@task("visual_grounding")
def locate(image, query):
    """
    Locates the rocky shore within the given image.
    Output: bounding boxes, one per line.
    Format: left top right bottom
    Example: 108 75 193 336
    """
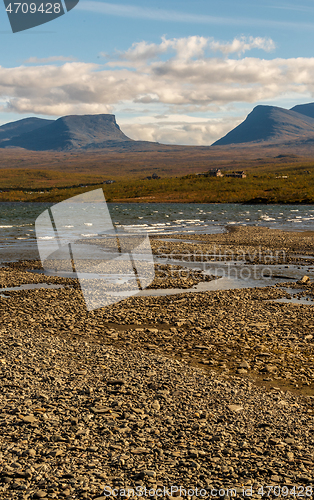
0 227 313 498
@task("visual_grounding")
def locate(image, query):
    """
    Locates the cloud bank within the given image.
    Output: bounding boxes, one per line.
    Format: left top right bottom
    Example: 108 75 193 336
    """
1 36 314 144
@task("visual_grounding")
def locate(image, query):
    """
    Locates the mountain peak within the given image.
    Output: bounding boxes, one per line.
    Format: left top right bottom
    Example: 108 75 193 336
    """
51 113 133 149
0 113 134 151
290 102 314 120
212 104 314 146
0 117 54 142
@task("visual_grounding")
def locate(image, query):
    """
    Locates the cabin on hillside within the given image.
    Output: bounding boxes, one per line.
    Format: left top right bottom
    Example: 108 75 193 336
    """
145 173 160 180
225 171 246 178
207 168 224 177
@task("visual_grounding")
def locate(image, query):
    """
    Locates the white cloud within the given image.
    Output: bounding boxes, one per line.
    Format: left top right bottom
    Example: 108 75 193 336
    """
107 36 274 64
209 36 275 55
1 36 314 144
121 115 241 145
24 56 77 64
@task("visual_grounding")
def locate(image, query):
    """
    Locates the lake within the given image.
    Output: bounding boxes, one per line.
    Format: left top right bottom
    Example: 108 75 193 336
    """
1 201 314 263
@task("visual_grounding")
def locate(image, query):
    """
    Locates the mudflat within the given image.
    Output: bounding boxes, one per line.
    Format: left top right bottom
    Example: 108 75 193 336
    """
0 227 313 498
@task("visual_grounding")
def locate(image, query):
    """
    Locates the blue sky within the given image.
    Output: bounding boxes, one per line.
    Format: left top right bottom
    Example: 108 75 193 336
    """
1 0 314 144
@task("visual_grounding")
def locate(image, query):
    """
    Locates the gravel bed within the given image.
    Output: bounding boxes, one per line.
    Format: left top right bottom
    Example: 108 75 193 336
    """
0 327 313 499
0 226 313 498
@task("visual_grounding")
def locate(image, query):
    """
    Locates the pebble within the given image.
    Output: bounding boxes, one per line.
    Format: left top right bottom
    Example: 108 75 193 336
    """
34 491 47 499
227 404 244 412
238 360 251 369
21 415 37 424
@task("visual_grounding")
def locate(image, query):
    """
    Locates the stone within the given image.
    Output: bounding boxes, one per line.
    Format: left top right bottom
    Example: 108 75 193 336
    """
189 460 200 469
145 470 156 478
300 276 310 283
270 475 282 482
34 491 47 498
91 407 110 414
264 364 277 373
188 449 199 458
285 438 295 445
107 379 125 385
227 404 244 412
238 360 251 369
237 368 248 374
151 401 160 411
131 447 149 454
21 415 37 424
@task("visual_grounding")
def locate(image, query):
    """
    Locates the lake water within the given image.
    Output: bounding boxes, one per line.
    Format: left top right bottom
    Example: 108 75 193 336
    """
1 201 314 264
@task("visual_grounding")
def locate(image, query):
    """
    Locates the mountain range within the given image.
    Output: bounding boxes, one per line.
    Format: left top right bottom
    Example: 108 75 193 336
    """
0 114 163 152
2 102 314 152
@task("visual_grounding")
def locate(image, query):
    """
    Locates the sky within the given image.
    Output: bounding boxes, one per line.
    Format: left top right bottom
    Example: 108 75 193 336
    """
1 0 314 145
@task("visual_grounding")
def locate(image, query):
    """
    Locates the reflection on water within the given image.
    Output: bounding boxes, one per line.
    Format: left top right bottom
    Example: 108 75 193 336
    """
138 276 274 297
24 258 314 299
270 287 314 305
271 296 314 305
4 259 314 303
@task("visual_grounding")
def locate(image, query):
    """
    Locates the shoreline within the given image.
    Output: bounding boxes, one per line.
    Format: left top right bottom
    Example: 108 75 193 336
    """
2 196 314 204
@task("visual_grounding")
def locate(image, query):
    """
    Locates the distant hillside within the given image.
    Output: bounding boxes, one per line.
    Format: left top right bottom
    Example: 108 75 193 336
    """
0 117 54 144
2 114 132 151
0 114 163 152
290 102 314 120
212 105 314 146
4 104 314 153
